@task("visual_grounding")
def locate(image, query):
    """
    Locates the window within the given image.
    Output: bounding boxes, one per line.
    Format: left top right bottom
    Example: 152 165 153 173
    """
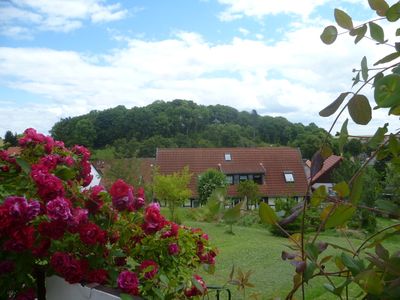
239 175 248 182
253 174 263 184
284 172 295 183
226 175 234 185
224 153 231 161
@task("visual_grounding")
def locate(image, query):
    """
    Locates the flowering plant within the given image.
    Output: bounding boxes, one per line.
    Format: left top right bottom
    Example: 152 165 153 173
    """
0 128 217 300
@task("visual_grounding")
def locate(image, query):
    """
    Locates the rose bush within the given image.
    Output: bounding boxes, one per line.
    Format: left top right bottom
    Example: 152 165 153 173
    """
0 128 217 299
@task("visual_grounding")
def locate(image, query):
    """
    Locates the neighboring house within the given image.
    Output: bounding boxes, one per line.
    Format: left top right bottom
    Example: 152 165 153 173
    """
156 147 308 206
305 155 343 194
5 146 21 156
92 158 155 188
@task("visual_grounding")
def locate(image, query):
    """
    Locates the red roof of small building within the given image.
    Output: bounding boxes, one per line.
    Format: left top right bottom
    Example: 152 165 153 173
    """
310 155 343 184
156 147 308 198
5 147 21 156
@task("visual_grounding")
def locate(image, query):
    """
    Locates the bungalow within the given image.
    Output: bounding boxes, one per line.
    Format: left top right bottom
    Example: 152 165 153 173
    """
155 147 308 206
305 155 343 194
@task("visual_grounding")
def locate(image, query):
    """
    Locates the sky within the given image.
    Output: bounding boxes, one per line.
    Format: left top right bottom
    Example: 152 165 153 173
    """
0 0 399 138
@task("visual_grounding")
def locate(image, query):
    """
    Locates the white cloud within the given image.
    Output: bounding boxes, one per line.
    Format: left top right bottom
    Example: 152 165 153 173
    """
0 0 128 37
217 0 368 21
1 19 399 136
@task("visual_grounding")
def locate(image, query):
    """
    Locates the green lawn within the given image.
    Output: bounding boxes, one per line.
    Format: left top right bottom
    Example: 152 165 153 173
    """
159 207 399 299
180 220 399 300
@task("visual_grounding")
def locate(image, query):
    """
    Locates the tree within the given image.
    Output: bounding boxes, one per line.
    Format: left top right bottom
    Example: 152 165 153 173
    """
197 168 227 205
153 166 192 222
237 180 260 209
4 130 18 147
344 139 363 157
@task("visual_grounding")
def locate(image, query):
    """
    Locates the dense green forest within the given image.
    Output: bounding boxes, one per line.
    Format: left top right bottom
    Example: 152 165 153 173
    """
50 99 335 158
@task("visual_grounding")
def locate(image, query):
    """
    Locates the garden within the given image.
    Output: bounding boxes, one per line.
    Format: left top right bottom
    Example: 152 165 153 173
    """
1 1 400 300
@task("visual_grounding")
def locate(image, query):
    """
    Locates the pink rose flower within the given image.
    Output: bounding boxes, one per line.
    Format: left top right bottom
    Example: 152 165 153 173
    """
139 260 159 280
168 243 180 256
117 270 139 295
46 197 72 222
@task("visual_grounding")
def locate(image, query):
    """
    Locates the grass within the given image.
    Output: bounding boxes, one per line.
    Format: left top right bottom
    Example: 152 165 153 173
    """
160 207 399 299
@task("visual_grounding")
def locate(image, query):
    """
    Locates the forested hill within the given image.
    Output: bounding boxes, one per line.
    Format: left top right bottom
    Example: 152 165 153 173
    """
50 100 334 159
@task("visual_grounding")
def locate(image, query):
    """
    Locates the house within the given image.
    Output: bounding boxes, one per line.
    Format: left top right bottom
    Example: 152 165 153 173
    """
305 155 343 194
156 147 308 206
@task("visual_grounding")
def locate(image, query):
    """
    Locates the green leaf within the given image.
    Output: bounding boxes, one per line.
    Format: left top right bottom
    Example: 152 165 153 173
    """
386 2 400 22
354 24 368 44
338 119 349 155
334 8 353 30
319 92 350 117
321 144 333 159
368 0 389 16
374 74 400 108
389 104 400 115
388 134 400 156
375 243 389 260
223 200 243 223
350 172 363 204
54 165 76 180
15 157 31 174
259 202 278 225
352 72 360 87
333 181 350 198
396 28 400 36
368 123 389 148
355 270 384 295
348 94 372 125
320 25 338 44
120 294 135 300
361 56 368 81
374 52 400 66
325 204 356 229
305 243 320 261
369 21 385 43
192 276 205 294
341 253 363 276
311 185 327 207
303 261 317 283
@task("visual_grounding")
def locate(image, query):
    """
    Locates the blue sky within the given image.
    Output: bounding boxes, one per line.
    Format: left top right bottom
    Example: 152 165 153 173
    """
0 0 399 137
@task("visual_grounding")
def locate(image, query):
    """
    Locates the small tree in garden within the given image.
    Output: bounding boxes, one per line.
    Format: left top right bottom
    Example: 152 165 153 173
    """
197 168 227 205
0 129 216 300
153 166 192 222
260 1 400 299
237 180 260 210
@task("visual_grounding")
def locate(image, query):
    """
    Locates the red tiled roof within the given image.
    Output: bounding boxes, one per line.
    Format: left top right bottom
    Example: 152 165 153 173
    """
5 147 21 156
310 155 343 184
156 147 308 198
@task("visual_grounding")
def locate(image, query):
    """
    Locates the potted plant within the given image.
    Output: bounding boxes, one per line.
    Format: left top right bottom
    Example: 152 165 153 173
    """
0 128 216 299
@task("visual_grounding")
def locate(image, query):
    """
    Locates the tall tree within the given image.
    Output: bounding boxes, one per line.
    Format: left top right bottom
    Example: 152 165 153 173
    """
197 169 227 205
153 166 192 222
4 131 18 147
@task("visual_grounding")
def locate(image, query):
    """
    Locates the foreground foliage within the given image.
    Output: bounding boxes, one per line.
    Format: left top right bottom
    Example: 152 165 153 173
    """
0 129 216 299
260 1 400 299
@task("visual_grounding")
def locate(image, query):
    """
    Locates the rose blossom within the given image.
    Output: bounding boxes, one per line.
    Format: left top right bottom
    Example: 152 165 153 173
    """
168 243 180 256
4 226 35 252
117 270 139 295
0 260 15 275
142 203 166 234
184 275 207 297
46 197 72 222
38 221 65 240
139 260 159 280
79 222 105 245
86 185 105 214
15 288 36 300
86 269 108 284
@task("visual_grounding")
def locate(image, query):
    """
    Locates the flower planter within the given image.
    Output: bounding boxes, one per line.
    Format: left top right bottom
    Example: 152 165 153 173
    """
46 276 142 300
